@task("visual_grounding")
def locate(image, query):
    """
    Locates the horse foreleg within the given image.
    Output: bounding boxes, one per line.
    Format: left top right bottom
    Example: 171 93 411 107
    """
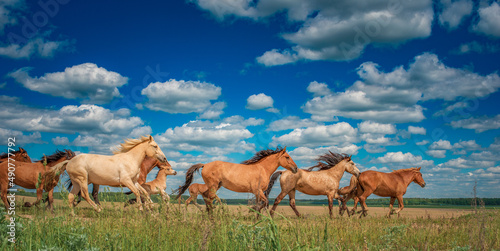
46 189 54 212
123 181 144 211
32 187 44 207
92 184 100 206
387 197 396 217
395 195 404 217
136 183 153 210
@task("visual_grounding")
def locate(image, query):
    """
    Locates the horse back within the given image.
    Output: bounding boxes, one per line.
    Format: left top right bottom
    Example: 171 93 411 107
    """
359 171 406 197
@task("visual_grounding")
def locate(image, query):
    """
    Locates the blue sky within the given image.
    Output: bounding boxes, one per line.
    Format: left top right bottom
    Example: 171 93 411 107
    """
1 0 500 199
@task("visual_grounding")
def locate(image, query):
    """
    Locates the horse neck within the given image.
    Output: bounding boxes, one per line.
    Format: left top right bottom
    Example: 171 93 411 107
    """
123 142 148 171
254 154 281 177
138 157 157 184
325 159 348 178
398 171 416 187
154 169 167 183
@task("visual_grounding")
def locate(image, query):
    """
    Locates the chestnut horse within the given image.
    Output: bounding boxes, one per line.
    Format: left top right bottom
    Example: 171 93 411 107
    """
265 152 360 218
182 183 223 211
0 149 75 211
0 147 32 163
71 156 169 205
126 160 177 205
176 147 298 213
339 167 426 218
65 135 168 213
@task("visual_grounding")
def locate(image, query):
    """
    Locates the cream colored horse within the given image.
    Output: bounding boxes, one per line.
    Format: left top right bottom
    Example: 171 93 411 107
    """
266 152 360 218
66 135 167 213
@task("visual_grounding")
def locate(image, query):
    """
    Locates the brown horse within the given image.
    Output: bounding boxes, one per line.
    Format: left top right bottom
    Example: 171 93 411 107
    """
0 147 32 163
176 147 298 213
340 167 426 218
0 149 75 211
126 160 177 205
265 152 360 218
182 183 223 211
71 155 168 205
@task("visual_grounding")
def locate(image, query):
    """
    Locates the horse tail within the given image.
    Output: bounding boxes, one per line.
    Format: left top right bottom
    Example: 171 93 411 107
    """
264 171 282 199
339 175 358 195
43 160 70 191
175 163 204 200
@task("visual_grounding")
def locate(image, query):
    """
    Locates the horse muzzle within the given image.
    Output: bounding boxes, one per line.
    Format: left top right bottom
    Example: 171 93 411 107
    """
420 182 426 188
291 165 298 174
173 171 177 175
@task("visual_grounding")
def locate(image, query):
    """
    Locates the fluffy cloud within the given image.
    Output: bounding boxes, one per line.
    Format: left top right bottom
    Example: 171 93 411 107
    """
9 63 128 104
358 121 396 134
451 41 500 55
0 96 143 135
426 150 447 158
437 157 495 169
191 0 433 64
0 128 44 145
246 93 279 113
0 0 22 33
0 37 72 59
154 116 262 155
306 81 332 97
375 151 434 167
429 139 452 150
271 122 358 148
303 53 500 123
52 136 69 145
408 126 426 135
438 0 473 30
141 79 223 117
473 1 500 37
267 116 319 131
450 114 500 133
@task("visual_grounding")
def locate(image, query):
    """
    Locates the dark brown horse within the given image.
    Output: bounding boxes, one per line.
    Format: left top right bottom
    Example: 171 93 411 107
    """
339 167 426 218
0 149 75 211
0 147 32 163
176 147 298 213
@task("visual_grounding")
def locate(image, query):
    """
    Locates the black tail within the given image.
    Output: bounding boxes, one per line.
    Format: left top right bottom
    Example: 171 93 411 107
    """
175 163 204 200
264 171 282 199
65 178 73 192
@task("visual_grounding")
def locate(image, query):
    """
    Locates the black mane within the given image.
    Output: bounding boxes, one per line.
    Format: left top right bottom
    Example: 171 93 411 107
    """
39 149 75 164
306 151 350 171
241 146 284 165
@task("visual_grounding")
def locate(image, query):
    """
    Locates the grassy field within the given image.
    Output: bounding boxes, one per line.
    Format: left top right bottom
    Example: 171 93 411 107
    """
1 195 499 250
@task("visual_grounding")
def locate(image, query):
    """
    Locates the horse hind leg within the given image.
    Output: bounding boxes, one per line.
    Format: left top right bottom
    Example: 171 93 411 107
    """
387 197 396 217
68 181 81 216
79 180 101 213
1 182 10 210
288 190 301 217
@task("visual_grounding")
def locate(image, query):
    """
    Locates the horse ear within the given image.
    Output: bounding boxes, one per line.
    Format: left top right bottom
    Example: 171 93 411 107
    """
148 135 153 143
417 167 421 171
282 146 287 152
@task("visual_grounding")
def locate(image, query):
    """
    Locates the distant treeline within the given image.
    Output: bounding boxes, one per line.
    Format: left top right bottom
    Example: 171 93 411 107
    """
14 190 500 207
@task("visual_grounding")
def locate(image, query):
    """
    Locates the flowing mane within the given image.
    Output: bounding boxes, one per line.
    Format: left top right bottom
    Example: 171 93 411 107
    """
0 148 23 159
113 136 150 154
392 167 421 173
39 149 75 165
306 151 350 171
241 146 284 165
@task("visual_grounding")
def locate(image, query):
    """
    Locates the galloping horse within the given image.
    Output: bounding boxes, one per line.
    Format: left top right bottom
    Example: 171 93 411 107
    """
126 160 177 205
176 147 298 213
0 149 75 210
71 156 168 205
182 183 223 211
65 135 167 213
0 147 32 163
265 152 360 218
340 167 426 218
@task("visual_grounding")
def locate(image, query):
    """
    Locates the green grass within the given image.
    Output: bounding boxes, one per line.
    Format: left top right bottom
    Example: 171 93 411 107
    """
1 200 499 250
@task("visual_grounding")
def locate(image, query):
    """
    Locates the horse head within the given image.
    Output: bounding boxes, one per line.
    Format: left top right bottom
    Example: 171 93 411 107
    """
412 167 426 188
145 135 168 163
158 159 177 176
278 147 298 173
345 155 360 178
19 147 32 162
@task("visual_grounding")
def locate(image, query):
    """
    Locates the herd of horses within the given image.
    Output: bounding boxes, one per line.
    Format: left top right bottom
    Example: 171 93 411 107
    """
0 135 426 218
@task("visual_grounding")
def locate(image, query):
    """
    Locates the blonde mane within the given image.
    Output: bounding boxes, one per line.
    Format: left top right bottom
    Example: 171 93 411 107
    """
112 136 150 154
